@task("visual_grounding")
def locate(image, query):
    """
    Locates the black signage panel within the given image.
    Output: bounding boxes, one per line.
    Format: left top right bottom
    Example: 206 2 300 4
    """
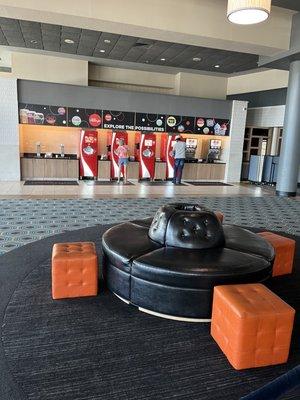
166 115 195 134
135 113 166 132
102 110 135 130
195 117 230 136
68 108 102 128
19 103 67 126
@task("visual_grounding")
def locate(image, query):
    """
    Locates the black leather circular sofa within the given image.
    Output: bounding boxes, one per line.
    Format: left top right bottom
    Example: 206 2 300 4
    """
102 203 275 321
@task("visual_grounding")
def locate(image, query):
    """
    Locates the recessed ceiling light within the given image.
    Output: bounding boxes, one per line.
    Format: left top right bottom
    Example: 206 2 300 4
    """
193 57 201 62
100 49 106 53
214 65 220 68
64 39 75 44
160 58 166 61
104 39 111 43
30 39 38 44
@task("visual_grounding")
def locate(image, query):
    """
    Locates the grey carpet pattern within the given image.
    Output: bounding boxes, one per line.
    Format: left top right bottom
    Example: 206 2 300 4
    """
1 225 300 400
0 197 299 255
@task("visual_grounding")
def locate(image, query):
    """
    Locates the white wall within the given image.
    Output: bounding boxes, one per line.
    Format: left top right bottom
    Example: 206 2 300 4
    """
227 70 289 95
246 106 285 127
12 52 88 86
174 72 227 100
225 100 248 183
89 66 228 99
0 77 20 180
89 65 174 94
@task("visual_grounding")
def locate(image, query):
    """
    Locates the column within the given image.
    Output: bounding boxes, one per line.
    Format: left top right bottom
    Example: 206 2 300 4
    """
276 60 300 196
0 77 20 181
270 127 280 156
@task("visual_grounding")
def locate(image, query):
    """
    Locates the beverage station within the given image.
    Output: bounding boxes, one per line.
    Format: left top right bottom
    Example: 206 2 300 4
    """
18 104 229 182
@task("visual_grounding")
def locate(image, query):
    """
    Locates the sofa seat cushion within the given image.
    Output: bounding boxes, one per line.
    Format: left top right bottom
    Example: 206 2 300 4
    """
132 247 271 289
102 222 161 273
223 225 275 262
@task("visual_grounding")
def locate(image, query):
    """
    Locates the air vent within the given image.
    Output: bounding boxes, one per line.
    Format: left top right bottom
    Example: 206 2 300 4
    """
133 42 150 47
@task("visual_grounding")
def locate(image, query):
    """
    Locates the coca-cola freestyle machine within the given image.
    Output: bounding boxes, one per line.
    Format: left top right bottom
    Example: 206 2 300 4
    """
107 131 128 180
161 133 176 180
79 130 98 179
135 132 156 180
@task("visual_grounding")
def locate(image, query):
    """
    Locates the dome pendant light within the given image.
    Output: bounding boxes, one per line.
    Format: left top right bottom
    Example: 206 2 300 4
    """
227 0 271 25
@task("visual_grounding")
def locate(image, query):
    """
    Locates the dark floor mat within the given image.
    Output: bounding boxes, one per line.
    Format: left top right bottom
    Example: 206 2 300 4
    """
24 180 79 186
85 180 134 186
140 181 186 186
188 181 232 186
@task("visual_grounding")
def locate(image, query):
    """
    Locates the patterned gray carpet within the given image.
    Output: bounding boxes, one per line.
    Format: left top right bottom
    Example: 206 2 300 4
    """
0 196 299 255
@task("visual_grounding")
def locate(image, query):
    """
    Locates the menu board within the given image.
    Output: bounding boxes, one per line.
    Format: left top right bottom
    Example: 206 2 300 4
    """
19 103 67 126
195 117 230 136
102 110 135 130
68 108 102 128
166 115 195 134
135 113 165 132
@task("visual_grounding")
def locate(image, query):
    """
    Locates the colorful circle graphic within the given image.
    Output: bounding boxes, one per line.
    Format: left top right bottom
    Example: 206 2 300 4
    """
72 115 82 126
58 107 66 115
89 113 102 127
197 118 205 128
167 116 176 127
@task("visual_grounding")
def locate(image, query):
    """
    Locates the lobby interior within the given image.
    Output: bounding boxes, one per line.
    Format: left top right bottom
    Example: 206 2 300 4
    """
0 1 300 399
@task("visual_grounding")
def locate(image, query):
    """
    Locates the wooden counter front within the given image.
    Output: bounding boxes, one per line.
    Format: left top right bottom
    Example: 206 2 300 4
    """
21 158 79 180
182 163 225 181
154 162 166 180
127 162 139 179
98 160 110 180
95 160 225 181
98 160 139 180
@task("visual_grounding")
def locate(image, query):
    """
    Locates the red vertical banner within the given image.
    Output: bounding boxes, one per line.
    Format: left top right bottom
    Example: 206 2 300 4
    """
79 130 98 178
161 133 176 180
135 133 156 180
107 131 128 179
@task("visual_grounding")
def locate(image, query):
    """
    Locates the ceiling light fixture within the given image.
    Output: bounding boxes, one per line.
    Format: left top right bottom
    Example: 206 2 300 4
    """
160 58 166 61
214 65 220 68
193 57 201 62
100 49 106 53
227 0 271 25
104 39 111 43
64 38 75 44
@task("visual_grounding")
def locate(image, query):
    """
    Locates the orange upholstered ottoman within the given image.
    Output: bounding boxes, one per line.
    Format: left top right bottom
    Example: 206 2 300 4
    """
52 242 98 300
215 211 224 223
258 232 295 276
211 284 295 370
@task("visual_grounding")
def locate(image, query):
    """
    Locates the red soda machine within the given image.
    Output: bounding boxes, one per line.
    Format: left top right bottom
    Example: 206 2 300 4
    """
107 131 128 180
79 130 98 179
135 132 156 180
160 133 176 180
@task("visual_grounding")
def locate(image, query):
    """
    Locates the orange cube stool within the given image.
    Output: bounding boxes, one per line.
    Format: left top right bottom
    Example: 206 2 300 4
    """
52 242 98 299
258 232 295 276
211 284 295 370
215 211 224 223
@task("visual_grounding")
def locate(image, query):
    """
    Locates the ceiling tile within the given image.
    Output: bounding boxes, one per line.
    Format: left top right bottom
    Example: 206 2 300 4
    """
0 17 260 74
